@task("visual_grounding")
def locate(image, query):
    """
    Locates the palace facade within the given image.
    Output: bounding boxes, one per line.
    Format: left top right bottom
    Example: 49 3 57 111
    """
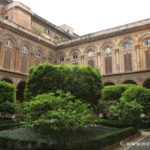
0 0 150 101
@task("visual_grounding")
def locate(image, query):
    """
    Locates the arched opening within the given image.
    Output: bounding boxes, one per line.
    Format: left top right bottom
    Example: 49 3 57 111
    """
17 81 26 102
1 78 13 84
143 79 150 89
104 82 115 86
123 80 137 85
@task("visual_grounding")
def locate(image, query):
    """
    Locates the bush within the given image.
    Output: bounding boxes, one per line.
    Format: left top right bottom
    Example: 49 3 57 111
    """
25 63 102 106
23 91 97 144
101 84 135 101
109 99 143 126
121 86 150 115
0 127 137 150
0 81 16 118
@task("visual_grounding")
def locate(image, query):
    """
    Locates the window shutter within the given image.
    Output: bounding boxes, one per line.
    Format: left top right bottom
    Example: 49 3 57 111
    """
3 51 11 69
105 56 112 74
145 50 150 69
21 55 27 73
124 53 132 72
88 59 94 67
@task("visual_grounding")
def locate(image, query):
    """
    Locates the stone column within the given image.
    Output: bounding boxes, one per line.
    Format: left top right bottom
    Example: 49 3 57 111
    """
96 52 101 70
135 45 140 70
81 55 84 65
115 49 120 73
14 47 19 71
0 42 3 68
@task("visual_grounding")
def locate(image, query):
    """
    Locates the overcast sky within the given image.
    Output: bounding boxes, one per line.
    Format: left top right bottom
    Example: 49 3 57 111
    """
16 0 150 36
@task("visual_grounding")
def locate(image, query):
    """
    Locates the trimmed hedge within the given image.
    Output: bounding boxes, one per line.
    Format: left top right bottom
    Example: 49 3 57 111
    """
0 81 16 103
0 127 137 150
0 81 16 118
98 119 132 128
25 63 102 105
101 84 135 101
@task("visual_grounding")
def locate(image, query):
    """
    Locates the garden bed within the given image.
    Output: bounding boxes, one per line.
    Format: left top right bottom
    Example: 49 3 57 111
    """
0 126 137 150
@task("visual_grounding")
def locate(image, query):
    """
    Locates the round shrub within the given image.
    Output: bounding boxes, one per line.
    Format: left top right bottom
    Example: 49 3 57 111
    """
121 86 150 115
23 91 96 140
25 63 102 106
109 99 143 126
101 84 136 101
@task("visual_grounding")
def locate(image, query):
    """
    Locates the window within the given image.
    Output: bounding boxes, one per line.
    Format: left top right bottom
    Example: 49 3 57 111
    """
4 16 8 20
123 42 132 50
20 46 28 54
5 39 13 48
124 53 132 72
35 50 42 58
47 55 53 62
88 51 94 57
45 28 50 35
105 47 112 53
144 39 150 46
59 55 65 62
105 56 112 74
72 52 78 59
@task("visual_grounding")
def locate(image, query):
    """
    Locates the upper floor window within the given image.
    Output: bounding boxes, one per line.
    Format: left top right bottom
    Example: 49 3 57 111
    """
35 50 42 58
72 52 79 59
123 42 132 50
21 46 28 54
88 51 94 58
45 28 50 35
144 39 150 46
5 39 13 48
105 47 112 53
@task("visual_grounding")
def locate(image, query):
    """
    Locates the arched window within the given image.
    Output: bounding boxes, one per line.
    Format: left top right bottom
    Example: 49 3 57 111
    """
105 56 112 74
124 53 132 72
59 55 65 62
144 39 150 46
20 46 28 54
105 47 112 53
72 52 78 59
4 39 13 48
88 50 94 57
47 54 53 62
35 49 42 58
123 42 132 50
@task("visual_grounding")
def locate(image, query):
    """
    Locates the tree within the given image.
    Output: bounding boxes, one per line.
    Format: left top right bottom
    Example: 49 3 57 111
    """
0 81 16 118
25 63 102 106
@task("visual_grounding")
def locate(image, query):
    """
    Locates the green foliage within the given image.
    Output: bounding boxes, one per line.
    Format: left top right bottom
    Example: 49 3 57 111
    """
121 86 150 115
0 81 16 118
25 63 102 106
0 127 136 150
23 91 96 139
98 100 116 118
101 84 135 101
109 99 143 125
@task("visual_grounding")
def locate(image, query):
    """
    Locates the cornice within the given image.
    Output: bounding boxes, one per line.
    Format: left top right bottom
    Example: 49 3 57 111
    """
32 14 77 39
103 69 150 77
56 18 150 49
0 18 56 49
1 17 150 51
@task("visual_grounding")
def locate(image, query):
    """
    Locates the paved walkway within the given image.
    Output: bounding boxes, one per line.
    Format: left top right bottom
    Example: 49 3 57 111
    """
113 129 150 150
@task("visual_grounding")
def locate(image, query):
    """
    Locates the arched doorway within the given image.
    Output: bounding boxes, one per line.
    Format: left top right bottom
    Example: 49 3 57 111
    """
1 78 13 84
123 80 137 85
104 82 115 86
143 79 150 89
17 81 26 102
